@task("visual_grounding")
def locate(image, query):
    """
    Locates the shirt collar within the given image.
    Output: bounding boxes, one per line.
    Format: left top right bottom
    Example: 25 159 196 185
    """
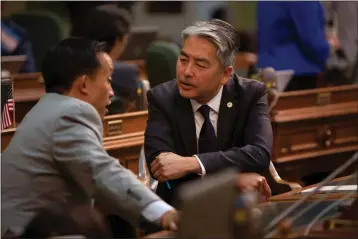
190 86 223 113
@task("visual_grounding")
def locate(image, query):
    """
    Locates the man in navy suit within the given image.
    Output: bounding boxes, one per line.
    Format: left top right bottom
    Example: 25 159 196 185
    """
144 19 273 205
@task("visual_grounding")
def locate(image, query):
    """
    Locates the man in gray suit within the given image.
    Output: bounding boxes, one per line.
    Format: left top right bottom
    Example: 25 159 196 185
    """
1 38 178 236
324 1 358 83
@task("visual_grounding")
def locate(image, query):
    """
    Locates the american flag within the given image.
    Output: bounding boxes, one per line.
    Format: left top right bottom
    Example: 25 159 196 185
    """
1 82 14 130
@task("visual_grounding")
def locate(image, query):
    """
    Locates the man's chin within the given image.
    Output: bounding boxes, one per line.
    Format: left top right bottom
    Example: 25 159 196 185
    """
98 109 108 120
178 88 196 100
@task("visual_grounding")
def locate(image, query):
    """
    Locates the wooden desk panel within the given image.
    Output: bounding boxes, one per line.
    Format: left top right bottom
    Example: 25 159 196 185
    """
104 131 144 174
271 85 358 113
271 85 358 183
103 111 148 137
12 73 45 123
1 128 16 151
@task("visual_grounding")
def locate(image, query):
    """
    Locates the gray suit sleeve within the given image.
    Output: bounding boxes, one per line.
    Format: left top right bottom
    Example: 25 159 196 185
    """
52 103 162 226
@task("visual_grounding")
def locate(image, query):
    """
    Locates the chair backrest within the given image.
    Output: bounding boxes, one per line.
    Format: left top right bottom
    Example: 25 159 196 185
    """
262 161 302 195
146 41 180 88
138 146 158 191
10 11 67 71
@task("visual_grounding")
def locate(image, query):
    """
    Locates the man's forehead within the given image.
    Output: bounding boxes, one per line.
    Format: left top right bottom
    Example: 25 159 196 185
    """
97 52 113 70
182 36 218 58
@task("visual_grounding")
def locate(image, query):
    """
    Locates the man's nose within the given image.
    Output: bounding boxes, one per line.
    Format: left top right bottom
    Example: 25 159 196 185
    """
109 85 114 98
183 63 194 77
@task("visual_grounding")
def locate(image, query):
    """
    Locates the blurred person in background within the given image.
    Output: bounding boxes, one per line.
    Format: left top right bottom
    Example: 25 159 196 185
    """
67 1 135 37
211 6 228 22
1 3 36 73
257 1 338 91
82 5 141 114
324 1 358 84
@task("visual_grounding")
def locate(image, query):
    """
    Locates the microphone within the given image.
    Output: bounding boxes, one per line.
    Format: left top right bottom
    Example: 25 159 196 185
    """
250 67 279 112
264 150 358 236
251 67 277 90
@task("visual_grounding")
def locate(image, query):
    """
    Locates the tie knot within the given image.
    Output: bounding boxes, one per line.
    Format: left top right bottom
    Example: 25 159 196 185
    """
198 105 211 119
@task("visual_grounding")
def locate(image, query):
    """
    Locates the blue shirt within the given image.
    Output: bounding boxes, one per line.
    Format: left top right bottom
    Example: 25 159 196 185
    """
257 1 330 75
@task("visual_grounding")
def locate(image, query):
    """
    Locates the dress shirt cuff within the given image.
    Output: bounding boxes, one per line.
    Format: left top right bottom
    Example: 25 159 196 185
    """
142 200 174 225
193 154 206 176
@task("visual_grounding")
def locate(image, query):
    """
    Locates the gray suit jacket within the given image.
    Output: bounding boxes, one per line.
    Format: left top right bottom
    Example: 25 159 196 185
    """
1 93 161 235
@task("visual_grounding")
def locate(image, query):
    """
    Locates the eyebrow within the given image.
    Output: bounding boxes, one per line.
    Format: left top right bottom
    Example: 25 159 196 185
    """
180 50 210 65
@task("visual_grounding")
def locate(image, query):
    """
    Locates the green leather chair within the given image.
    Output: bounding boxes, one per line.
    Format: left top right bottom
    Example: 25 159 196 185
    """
145 41 180 88
11 11 67 71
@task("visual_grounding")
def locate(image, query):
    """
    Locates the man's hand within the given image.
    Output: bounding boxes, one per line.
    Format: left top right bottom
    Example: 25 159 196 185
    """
160 209 180 231
151 152 200 182
326 32 340 51
236 173 272 202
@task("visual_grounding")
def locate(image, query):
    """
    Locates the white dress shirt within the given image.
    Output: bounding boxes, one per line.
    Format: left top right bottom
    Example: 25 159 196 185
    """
190 86 223 176
142 200 174 224
140 87 224 219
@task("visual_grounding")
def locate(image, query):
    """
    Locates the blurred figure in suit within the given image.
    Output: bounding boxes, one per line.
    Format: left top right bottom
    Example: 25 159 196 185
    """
83 5 141 113
257 1 336 91
324 1 358 84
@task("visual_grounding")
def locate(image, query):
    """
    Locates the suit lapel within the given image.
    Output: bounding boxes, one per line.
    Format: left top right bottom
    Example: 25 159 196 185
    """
217 75 242 150
175 91 197 156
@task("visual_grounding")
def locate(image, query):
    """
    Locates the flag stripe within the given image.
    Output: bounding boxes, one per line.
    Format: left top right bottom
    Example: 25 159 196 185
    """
1 83 14 130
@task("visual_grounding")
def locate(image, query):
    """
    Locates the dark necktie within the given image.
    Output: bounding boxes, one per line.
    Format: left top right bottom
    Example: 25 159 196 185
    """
198 105 217 153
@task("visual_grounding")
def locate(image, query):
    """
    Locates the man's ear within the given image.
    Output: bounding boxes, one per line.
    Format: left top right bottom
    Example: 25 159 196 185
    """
220 66 233 85
76 75 89 95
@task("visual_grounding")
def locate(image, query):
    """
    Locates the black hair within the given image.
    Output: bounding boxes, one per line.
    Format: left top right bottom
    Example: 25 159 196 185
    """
211 7 228 21
42 37 107 93
84 5 132 52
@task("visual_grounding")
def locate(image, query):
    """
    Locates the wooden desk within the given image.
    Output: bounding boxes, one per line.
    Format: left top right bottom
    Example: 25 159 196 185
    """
12 73 44 123
1 128 15 150
1 55 26 74
271 85 358 183
104 132 144 175
269 175 357 202
143 175 358 239
103 111 148 137
265 175 358 238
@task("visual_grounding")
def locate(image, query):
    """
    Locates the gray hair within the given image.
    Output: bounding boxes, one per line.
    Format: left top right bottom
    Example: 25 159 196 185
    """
181 19 237 68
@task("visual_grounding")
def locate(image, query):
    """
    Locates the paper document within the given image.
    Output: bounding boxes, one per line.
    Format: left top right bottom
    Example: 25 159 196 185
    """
276 70 294 92
301 185 357 194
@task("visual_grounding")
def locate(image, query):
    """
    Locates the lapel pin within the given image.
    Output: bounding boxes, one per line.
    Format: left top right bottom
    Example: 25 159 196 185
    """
227 102 233 108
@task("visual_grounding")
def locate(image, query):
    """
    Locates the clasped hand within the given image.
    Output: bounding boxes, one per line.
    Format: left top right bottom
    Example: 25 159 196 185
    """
151 152 198 182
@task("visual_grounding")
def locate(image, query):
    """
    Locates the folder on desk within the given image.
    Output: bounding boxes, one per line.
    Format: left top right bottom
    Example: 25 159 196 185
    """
301 185 357 194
